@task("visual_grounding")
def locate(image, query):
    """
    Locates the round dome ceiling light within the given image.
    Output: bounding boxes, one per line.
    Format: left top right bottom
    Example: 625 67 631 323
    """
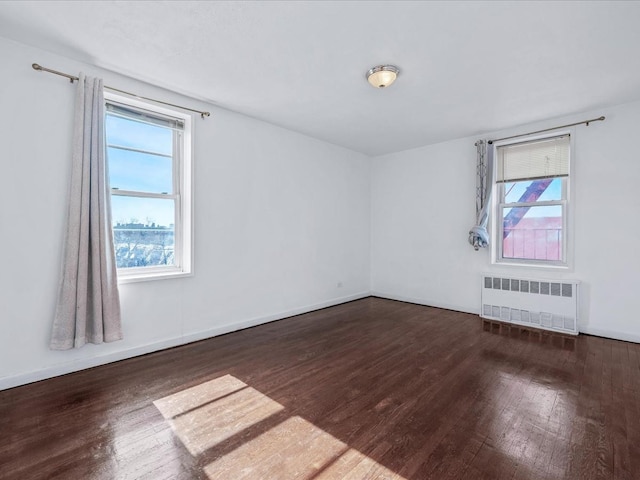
366 65 400 88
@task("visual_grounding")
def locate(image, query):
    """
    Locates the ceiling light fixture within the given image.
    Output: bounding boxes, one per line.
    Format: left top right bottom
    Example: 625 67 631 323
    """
366 65 399 88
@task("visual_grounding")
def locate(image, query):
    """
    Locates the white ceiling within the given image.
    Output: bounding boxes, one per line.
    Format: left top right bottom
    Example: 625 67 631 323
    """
1 1 640 156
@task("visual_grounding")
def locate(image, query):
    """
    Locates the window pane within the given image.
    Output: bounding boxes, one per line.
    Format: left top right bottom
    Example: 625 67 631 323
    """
111 196 175 268
504 178 562 204
108 147 173 193
106 114 172 155
502 205 562 261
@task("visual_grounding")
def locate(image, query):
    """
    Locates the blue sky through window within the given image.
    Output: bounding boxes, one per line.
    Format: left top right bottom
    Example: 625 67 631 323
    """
505 178 562 203
111 196 175 227
106 113 175 227
504 178 562 218
108 148 173 193
106 114 172 154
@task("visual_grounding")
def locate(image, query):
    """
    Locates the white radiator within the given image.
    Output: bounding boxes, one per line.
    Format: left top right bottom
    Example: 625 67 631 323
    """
481 274 579 335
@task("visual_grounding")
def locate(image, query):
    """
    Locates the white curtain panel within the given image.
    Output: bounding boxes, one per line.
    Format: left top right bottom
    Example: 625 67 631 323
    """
50 73 122 350
468 140 494 250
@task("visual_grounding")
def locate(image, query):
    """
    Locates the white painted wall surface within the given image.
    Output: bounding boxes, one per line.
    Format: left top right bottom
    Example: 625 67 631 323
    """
0 38 371 389
3 35 640 391
371 102 640 343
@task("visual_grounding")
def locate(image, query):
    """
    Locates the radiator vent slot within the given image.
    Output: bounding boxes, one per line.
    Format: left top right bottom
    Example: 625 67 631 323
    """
482 276 575 298
481 275 579 335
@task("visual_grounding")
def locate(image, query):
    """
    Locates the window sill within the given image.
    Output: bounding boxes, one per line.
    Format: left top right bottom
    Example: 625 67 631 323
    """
492 260 571 271
117 269 193 284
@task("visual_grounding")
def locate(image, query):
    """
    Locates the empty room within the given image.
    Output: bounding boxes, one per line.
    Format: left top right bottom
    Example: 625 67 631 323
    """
1 1 640 479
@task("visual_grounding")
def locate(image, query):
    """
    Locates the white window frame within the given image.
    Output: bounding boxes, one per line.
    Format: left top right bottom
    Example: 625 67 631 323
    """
491 129 574 270
104 92 193 283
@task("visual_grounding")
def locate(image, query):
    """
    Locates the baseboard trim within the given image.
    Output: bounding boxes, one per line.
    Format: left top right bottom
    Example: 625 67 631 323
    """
0 291 370 391
370 291 479 315
6 292 636 390
579 326 640 344
179 291 371 345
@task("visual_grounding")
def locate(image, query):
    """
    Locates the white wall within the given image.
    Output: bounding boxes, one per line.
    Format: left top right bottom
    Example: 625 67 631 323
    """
371 101 640 343
0 37 371 389
3 36 640 392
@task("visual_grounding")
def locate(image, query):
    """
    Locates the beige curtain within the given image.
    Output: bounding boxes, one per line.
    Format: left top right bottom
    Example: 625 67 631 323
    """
50 73 122 350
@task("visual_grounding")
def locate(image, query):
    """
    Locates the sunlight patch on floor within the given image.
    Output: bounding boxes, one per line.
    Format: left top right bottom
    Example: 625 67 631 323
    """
154 375 284 456
204 415 346 479
154 374 249 418
204 415 406 480
155 375 407 479
313 444 406 480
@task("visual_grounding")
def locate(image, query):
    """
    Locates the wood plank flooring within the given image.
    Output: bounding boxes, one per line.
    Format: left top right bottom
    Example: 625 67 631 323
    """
1 297 639 480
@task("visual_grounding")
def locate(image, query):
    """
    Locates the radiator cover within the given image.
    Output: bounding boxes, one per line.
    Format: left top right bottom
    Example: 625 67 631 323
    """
481 274 579 335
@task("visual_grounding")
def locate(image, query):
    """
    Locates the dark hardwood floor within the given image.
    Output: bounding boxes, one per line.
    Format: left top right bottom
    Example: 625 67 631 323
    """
1 297 639 480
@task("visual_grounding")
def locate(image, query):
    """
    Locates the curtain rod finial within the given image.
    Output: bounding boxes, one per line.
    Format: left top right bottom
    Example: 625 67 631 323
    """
201 111 211 119
32 63 42 71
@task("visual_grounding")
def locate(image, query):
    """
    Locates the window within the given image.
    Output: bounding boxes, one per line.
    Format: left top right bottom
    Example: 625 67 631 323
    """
494 134 570 267
104 94 192 280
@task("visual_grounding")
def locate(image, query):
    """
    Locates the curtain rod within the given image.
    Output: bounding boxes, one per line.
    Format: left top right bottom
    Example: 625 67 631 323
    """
487 115 605 144
32 63 211 119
